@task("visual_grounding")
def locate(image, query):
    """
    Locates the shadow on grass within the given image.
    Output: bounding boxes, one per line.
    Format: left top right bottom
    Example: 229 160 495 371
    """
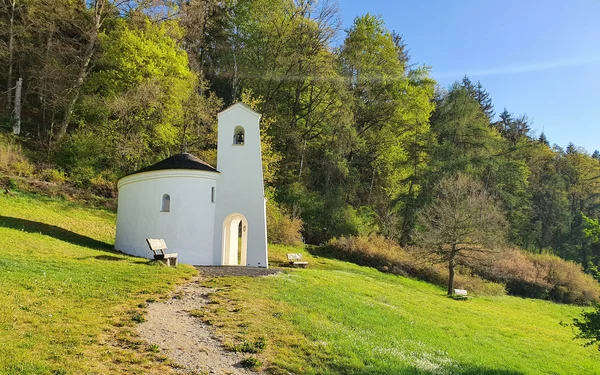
0 215 113 251
330 364 525 375
93 254 126 261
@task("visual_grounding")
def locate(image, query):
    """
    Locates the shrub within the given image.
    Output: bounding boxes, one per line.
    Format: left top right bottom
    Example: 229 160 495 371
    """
89 174 116 198
0 135 26 172
12 160 35 177
537 254 600 304
469 249 600 304
323 235 506 296
40 168 67 184
69 166 96 188
240 356 262 370
266 197 303 246
571 303 600 350
226 337 266 353
0 135 35 177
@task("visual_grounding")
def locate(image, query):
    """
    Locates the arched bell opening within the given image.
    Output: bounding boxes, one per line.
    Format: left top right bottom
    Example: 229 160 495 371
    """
233 126 245 145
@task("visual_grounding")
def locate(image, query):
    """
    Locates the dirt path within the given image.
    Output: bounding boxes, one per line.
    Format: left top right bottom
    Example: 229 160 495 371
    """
138 267 280 374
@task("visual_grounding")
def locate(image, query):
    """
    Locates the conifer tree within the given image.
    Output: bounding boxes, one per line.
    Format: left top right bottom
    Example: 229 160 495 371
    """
460 76 494 120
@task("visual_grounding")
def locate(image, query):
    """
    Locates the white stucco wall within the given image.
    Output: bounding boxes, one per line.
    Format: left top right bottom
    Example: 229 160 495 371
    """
115 170 218 265
213 103 269 267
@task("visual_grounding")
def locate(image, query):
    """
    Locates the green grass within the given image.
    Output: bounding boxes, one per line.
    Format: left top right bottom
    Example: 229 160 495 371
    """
0 192 196 374
1 191 598 374
202 245 600 375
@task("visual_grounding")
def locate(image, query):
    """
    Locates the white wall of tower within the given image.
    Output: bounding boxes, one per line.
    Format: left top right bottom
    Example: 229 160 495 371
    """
213 103 269 267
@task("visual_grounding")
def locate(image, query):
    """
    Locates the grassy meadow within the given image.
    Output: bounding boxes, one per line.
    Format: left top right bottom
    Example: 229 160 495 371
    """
202 246 600 375
0 192 196 374
0 191 599 374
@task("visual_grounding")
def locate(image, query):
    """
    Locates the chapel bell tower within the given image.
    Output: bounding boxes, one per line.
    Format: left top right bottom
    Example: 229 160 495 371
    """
213 103 268 267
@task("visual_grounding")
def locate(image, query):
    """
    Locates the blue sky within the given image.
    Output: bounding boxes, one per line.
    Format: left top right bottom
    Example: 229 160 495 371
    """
337 0 600 152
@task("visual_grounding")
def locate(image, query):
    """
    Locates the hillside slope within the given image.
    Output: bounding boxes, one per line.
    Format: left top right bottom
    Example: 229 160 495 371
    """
0 192 598 374
202 246 600 375
0 192 196 374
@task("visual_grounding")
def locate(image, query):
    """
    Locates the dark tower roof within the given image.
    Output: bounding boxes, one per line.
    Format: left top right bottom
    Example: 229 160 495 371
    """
127 153 219 176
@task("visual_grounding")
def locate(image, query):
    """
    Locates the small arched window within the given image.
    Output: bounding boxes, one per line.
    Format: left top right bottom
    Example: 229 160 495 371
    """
233 126 245 145
161 194 170 212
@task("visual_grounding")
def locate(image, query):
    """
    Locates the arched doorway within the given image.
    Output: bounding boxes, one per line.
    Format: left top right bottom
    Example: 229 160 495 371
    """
222 213 248 265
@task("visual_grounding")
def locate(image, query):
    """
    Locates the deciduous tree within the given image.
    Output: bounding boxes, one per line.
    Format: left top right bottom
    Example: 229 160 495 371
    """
414 174 508 295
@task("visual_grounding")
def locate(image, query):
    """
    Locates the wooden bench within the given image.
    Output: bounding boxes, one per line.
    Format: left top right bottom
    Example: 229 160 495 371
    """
453 288 468 299
286 253 308 268
146 238 178 267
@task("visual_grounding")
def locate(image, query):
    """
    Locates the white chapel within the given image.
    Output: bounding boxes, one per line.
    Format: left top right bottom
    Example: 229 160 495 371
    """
114 103 268 267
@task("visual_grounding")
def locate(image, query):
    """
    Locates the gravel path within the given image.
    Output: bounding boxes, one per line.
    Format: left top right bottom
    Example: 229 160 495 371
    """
194 266 281 278
138 267 281 374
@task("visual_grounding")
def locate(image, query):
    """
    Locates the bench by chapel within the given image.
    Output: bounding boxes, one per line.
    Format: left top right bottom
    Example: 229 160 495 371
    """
146 238 178 267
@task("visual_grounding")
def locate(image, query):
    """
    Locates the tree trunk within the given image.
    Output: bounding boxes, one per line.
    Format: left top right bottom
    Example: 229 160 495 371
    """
368 168 376 204
39 32 53 138
447 252 456 296
400 132 420 244
6 0 16 112
231 40 238 102
11 77 22 135
298 138 307 179
56 0 105 142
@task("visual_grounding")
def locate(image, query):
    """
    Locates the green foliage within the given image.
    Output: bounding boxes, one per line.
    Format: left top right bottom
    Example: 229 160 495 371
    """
40 168 67 184
572 304 600 350
430 85 500 177
72 17 204 175
582 215 600 244
2 0 600 278
226 337 266 353
324 235 506 297
239 356 262 370
266 192 303 246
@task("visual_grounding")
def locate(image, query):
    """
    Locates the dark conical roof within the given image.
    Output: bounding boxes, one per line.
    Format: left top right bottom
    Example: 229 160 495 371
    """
127 153 218 176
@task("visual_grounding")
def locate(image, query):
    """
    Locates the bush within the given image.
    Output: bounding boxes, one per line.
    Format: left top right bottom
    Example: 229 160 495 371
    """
40 168 67 184
266 197 303 246
89 173 117 198
0 135 35 177
322 235 506 296
68 166 96 188
226 337 266 353
12 160 35 177
469 249 600 304
0 135 23 171
537 254 600 304
240 356 262 370
571 303 600 350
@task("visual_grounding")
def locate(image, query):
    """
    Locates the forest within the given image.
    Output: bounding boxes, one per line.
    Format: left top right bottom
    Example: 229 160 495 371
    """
1 0 599 279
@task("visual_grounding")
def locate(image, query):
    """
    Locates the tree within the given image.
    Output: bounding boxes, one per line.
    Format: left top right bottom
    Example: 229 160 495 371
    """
460 75 494 120
414 174 508 295
56 0 108 142
71 18 198 173
430 84 499 177
581 215 600 272
572 304 600 351
494 108 531 144
340 14 434 242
